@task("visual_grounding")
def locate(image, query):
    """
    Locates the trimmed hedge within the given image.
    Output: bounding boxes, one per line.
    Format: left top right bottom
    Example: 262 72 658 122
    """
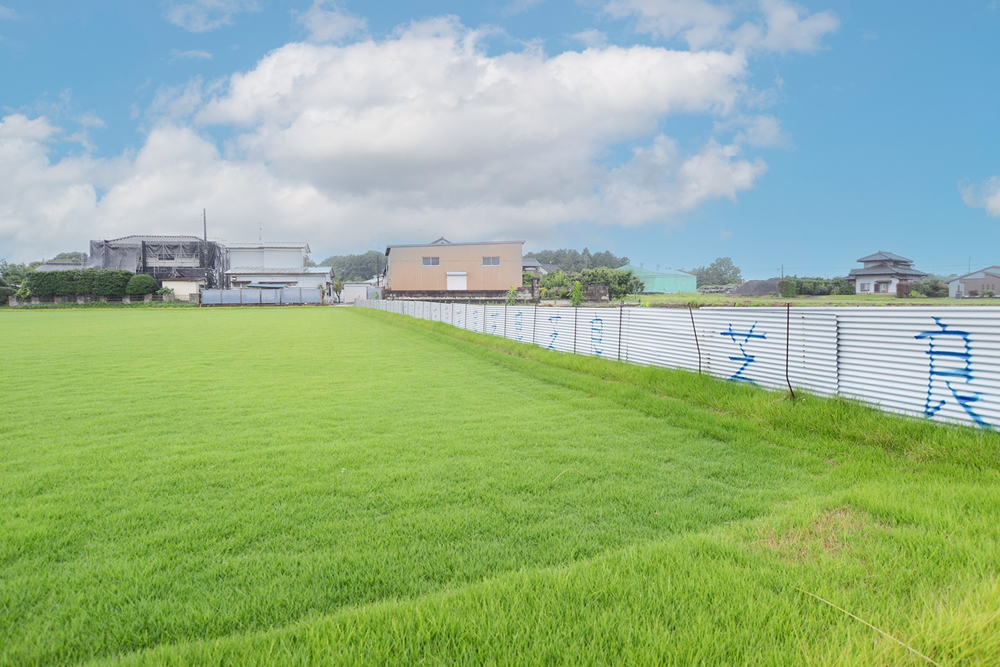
126 274 160 295
24 269 133 298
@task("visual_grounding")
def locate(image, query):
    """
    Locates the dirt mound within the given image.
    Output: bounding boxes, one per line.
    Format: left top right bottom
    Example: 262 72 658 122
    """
734 278 780 296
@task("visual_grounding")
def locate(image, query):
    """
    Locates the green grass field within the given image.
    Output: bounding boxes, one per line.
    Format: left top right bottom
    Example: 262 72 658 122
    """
1 307 998 665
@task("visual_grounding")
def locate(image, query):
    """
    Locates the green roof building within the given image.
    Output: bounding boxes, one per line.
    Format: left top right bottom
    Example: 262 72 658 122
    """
619 264 696 294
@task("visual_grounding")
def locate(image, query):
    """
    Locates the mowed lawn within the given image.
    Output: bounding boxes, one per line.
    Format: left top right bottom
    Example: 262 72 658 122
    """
1 308 998 665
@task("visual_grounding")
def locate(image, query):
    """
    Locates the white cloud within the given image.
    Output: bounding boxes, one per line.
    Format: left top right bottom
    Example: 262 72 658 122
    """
962 177 1000 217
720 229 732 240
1 18 774 261
170 49 214 60
164 0 260 33
573 29 608 49
718 114 790 148
296 1 366 43
0 5 17 20
605 0 839 53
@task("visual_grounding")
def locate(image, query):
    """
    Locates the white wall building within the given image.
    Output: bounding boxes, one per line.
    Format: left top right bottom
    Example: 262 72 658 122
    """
847 251 928 295
225 242 334 293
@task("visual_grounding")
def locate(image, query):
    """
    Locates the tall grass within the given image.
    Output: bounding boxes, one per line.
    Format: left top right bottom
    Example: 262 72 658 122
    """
0 308 997 665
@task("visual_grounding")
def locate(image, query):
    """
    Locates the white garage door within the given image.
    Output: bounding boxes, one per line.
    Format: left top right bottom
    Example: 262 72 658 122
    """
446 272 467 291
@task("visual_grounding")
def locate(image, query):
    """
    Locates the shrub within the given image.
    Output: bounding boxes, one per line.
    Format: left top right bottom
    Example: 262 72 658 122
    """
569 280 584 307
896 282 913 298
506 286 518 306
983 289 996 298
126 274 160 295
0 285 15 302
156 287 175 295
968 289 980 297
579 267 644 300
777 280 796 298
24 269 133 298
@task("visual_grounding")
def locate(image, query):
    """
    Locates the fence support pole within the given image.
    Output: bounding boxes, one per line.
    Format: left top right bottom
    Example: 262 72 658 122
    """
573 307 578 354
618 305 623 361
688 306 702 374
785 303 796 399
532 305 538 347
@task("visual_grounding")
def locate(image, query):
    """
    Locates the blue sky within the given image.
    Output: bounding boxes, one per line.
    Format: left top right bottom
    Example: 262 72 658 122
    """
1 1 998 279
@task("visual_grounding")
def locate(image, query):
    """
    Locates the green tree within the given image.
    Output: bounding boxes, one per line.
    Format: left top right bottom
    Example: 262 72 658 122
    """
333 280 345 303
126 274 160 295
524 248 629 272
49 251 88 263
318 251 383 281
0 260 42 287
579 267 644 300
569 280 584 307
689 257 742 287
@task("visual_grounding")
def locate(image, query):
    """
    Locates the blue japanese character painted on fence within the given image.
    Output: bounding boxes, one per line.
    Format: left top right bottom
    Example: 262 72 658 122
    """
720 323 766 384
490 311 499 335
456 307 463 328
472 310 479 330
548 315 561 350
515 311 524 341
915 318 991 429
590 317 604 356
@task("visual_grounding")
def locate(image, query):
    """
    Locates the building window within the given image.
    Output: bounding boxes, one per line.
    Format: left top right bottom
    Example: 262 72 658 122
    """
482 256 500 266
422 257 440 266
859 282 869 291
874 281 889 293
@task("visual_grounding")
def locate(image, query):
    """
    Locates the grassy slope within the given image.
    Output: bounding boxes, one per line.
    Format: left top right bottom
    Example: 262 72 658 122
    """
0 308 997 665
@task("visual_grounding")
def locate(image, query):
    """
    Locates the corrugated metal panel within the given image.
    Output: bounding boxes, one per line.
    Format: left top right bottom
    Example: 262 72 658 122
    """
834 307 1000 428
575 307 623 360
485 306 506 337
535 307 576 353
697 308 838 396
357 301 1000 430
504 305 537 346
622 308 700 371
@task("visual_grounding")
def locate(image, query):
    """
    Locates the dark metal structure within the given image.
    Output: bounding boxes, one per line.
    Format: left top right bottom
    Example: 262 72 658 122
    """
84 235 228 288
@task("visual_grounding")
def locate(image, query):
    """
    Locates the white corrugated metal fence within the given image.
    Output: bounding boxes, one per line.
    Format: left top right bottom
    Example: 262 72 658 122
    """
357 300 1000 430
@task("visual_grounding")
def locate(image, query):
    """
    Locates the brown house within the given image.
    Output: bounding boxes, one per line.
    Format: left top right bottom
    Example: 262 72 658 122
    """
385 237 523 294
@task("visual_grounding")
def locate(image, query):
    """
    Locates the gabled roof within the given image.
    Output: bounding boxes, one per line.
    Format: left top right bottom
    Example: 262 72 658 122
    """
948 266 1000 283
856 251 912 263
385 240 524 254
620 263 695 278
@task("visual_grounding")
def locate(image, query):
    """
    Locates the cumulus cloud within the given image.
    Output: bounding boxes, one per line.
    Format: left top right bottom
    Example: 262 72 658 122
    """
573 29 609 49
605 0 839 53
296 1 366 43
2 17 775 260
962 177 1000 217
164 0 260 33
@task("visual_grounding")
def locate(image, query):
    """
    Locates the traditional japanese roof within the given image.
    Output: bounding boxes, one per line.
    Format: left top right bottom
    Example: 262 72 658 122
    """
848 264 928 278
856 251 913 264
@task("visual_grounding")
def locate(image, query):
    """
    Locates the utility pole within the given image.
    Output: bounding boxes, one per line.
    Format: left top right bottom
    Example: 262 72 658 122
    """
780 264 784 279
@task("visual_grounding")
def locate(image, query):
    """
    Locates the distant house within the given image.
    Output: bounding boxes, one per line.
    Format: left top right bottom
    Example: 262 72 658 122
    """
84 234 227 289
948 266 1000 298
847 251 927 295
385 238 523 294
618 264 697 293
226 242 334 294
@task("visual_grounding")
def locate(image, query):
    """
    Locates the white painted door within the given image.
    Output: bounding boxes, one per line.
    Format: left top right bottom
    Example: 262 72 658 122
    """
446 272 467 291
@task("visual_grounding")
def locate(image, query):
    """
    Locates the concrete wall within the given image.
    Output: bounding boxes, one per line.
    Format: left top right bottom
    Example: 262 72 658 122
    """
386 242 522 291
162 280 202 301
